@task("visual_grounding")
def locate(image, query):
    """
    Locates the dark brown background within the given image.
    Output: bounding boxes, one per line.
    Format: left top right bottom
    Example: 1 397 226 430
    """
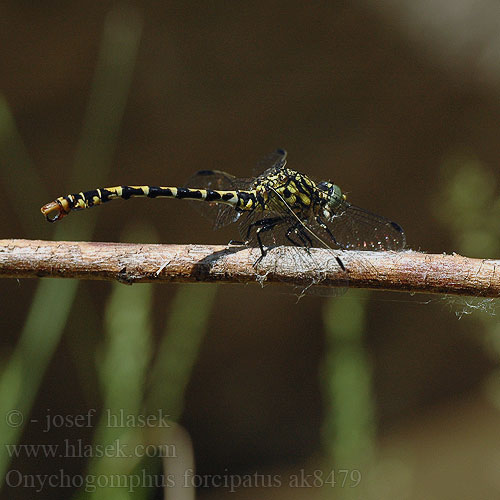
1 1 500 499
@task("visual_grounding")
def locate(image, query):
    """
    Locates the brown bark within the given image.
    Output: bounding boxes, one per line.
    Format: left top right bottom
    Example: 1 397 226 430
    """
0 239 498 297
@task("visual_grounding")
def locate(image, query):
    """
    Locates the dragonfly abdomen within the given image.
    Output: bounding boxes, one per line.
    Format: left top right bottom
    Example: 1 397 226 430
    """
40 184 258 222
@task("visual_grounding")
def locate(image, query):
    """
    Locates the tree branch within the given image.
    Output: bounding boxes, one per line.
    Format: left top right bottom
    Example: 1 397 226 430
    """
0 239 498 297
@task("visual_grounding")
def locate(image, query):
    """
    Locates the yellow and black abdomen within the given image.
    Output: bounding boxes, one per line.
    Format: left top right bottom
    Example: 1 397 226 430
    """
40 185 259 222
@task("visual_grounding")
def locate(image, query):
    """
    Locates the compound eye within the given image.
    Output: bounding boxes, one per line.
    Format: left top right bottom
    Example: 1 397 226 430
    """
327 184 343 209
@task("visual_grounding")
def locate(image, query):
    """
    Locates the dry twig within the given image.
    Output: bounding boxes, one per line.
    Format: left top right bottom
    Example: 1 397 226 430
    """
0 239 498 297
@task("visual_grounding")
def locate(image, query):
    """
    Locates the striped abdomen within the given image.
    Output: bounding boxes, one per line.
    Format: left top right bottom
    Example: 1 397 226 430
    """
41 185 259 222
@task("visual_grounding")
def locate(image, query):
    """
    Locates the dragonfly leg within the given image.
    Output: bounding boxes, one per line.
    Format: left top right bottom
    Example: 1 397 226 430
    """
315 215 346 271
285 221 313 252
315 215 343 248
246 216 285 265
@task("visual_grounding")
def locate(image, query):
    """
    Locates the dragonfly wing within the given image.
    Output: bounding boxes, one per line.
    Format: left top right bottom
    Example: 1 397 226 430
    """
238 209 295 248
253 149 288 180
238 206 350 297
183 149 288 229
185 169 254 190
322 201 406 251
184 170 252 229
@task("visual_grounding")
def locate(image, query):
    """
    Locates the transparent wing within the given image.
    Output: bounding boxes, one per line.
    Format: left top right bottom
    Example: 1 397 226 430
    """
237 208 349 297
237 210 295 248
183 149 288 229
253 149 287 180
185 169 254 190
322 201 406 251
184 169 253 229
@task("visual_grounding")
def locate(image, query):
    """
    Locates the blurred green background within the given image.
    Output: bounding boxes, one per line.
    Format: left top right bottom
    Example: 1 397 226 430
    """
1 1 500 499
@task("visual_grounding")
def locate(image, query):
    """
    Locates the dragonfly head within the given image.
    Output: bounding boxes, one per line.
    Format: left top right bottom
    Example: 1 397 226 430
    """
317 181 345 217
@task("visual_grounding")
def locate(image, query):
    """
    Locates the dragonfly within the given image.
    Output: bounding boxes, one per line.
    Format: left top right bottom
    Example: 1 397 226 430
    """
41 149 406 272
